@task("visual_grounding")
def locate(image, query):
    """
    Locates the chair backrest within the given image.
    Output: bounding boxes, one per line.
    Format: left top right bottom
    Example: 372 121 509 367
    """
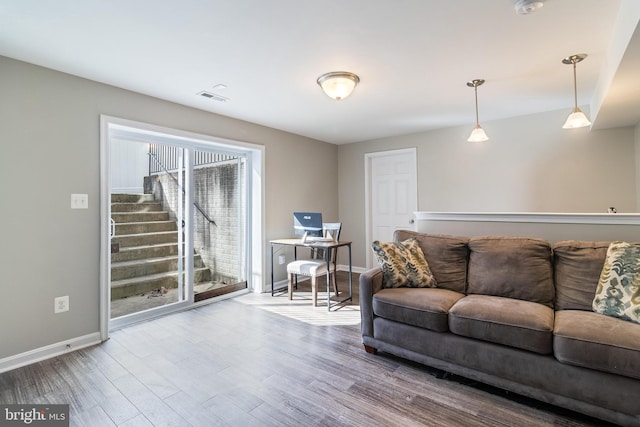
323 222 342 242
326 222 342 263
310 222 342 262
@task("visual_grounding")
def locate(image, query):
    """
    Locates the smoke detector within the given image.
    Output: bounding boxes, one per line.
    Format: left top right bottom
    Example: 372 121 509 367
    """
514 0 544 15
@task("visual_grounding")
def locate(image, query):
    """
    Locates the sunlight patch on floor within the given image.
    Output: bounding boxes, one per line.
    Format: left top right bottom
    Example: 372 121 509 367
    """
236 291 361 326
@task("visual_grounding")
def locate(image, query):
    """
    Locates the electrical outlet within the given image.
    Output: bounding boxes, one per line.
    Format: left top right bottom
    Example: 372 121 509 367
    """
278 255 286 265
70 194 88 209
54 296 69 313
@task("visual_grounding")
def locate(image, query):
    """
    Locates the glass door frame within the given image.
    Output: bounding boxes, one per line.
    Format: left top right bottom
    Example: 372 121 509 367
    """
99 116 264 337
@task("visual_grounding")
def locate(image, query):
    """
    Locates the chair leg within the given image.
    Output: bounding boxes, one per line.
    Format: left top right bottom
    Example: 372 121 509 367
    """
311 276 317 307
288 273 294 300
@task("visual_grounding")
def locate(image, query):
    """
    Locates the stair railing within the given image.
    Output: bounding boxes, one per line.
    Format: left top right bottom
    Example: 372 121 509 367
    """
148 152 217 226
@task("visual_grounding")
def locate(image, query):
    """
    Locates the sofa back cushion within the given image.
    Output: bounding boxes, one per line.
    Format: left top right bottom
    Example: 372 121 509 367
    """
467 236 554 307
553 240 610 311
394 230 469 293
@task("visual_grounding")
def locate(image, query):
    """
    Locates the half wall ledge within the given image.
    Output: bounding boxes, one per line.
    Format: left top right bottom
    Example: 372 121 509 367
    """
413 212 640 243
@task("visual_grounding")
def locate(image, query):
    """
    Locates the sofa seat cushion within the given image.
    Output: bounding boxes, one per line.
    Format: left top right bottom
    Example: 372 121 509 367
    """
554 310 640 380
373 288 465 332
449 295 554 354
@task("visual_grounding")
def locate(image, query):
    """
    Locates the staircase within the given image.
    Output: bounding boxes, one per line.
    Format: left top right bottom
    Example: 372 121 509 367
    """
110 194 211 301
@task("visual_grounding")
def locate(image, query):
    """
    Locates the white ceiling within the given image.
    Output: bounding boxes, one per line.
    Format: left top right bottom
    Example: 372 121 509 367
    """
0 0 638 144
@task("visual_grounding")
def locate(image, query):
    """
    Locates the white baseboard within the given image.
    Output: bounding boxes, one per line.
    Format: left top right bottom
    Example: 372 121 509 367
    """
271 280 289 293
0 333 102 374
337 264 367 274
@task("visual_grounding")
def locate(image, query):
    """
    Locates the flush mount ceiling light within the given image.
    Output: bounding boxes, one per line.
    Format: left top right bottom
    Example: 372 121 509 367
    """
562 54 592 129
317 71 360 100
467 79 489 142
513 0 545 15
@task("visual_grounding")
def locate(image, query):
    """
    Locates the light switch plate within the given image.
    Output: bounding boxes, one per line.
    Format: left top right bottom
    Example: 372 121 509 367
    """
71 194 88 209
54 296 69 313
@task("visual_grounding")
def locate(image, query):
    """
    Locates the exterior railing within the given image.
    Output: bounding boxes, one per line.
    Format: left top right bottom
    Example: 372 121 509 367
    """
148 144 237 174
148 151 217 225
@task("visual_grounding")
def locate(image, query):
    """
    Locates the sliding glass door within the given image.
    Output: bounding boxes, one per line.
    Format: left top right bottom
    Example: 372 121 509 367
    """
108 126 248 328
192 151 247 301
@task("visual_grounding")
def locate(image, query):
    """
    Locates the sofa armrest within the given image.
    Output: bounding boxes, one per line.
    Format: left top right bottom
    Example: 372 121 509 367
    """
359 267 384 339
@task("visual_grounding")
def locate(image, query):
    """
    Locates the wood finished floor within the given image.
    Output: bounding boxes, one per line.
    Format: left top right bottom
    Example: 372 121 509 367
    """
0 273 612 427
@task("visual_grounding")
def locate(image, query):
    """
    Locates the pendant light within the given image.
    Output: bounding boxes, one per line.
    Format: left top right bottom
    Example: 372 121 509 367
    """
562 54 591 129
467 79 489 142
317 71 360 100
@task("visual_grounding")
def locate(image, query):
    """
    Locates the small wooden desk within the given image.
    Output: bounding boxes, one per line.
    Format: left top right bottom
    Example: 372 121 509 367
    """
269 238 353 311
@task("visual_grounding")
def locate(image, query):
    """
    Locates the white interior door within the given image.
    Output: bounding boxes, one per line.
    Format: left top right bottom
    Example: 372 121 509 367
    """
366 148 417 267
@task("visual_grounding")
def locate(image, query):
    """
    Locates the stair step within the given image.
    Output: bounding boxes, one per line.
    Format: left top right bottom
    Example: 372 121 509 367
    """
110 268 212 300
109 193 212 301
111 194 155 203
111 254 207 281
111 243 180 262
115 220 177 236
112 231 178 248
111 202 163 213
111 211 170 223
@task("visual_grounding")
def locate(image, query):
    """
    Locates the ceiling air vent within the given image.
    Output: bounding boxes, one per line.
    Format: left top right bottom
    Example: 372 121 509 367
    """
197 91 229 102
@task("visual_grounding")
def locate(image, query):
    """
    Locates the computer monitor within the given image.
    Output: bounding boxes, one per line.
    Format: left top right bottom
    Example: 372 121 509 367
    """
293 212 323 242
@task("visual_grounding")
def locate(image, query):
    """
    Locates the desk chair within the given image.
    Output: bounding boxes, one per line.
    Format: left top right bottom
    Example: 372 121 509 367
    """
287 222 342 306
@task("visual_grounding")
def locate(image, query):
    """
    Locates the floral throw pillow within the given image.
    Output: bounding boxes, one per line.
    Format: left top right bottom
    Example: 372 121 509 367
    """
371 238 437 289
592 241 640 324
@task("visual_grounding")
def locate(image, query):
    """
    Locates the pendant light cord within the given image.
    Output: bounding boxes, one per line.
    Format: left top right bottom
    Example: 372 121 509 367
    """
474 85 480 126
572 60 578 110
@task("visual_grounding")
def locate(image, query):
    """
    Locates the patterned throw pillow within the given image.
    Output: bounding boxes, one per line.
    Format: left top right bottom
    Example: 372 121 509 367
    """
371 238 437 289
592 241 640 324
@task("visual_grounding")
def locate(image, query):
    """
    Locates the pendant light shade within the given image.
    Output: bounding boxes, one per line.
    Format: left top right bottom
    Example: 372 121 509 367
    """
562 54 591 129
468 125 489 142
563 109 592 129
467 79 489 142
317 71 360 100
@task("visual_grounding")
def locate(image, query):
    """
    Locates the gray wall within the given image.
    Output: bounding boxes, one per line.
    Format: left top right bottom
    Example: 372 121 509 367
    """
0 56 337 360
2 53 637 363
338 109 637 268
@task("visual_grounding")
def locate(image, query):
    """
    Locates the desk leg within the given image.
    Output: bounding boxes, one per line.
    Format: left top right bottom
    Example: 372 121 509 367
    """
294 246 298 289
326 249 331 311
348 244 353 302
270 243 275 296
325 243 353 311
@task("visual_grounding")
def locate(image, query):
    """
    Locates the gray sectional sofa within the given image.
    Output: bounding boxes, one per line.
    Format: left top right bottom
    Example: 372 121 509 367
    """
359 229 640 426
